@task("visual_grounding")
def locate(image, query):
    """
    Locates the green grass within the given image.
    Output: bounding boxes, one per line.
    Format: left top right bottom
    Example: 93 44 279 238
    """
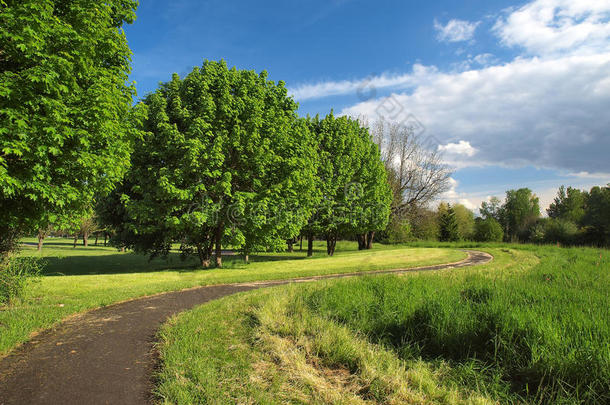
156 245 610 404
0 238 464 356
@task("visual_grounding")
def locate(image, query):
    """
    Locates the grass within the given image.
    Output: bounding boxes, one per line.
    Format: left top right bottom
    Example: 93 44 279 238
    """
0 238 464 356
156 245 610 404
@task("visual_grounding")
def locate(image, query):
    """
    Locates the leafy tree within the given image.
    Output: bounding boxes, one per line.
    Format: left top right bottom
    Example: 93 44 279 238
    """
114 61 318 267
543 218 580 245
480 196 504 222
438 203 460 242
0 0 139 258
410 206 439 240
452 203 475 240
304 113 391 256
474 217 504 242
582 185 610 246
503 188 540 241
547 186 586 224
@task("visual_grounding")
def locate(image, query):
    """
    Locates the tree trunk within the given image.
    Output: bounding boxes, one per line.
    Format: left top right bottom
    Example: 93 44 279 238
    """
197 244 211 268
214 223 223 268
73 234 78 248
326 234 337 256
287 239 294 252
244 253 249 263
37 234 45 251
104 233 108 246
120 247 126 252
94 233 99 246
307 234 314 257
299 235 303 251
83 232 89 247
366 231 375 249
357 233 367 250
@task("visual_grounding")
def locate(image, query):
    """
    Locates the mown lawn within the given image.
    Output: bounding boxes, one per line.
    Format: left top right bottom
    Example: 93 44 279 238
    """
156 245 609 404
0 239 464 355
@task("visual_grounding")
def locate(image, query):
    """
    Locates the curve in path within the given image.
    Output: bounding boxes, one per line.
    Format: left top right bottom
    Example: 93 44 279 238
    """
0 250 492 405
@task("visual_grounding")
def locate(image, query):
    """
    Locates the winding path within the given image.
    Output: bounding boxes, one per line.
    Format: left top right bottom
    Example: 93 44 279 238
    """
0 250 492 405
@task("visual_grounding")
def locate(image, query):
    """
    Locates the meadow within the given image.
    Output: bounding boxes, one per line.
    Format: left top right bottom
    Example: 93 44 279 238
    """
0 238 463 356
156 244 609 404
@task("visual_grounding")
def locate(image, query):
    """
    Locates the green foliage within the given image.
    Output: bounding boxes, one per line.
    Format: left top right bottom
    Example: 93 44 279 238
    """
474 217 504 242
438 203 460 242
582 185 610 246
385 215 413 243
547 186 586 224
304 113 391 254
0 256 42 304
114 61 318 265
0 0 139 254
452 203 475 240
479 196 503 222
503 188 540 241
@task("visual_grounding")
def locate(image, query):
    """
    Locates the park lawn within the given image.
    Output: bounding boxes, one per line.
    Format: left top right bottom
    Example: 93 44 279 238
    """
0 239 465 356
156 245 610 404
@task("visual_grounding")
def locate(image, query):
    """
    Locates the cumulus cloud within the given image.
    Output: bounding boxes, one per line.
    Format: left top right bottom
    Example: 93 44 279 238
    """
438 140 478 157
494 0 610 56
434 19 480 42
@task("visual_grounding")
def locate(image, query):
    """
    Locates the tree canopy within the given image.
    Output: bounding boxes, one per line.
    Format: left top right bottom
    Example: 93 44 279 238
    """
113 60 319 266
0 0 139 257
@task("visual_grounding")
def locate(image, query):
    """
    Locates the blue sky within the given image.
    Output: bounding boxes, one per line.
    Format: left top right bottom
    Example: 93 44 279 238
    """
123 0 610 212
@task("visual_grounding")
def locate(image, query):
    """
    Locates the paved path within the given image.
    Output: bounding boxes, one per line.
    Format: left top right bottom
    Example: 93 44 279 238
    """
0 250 492 405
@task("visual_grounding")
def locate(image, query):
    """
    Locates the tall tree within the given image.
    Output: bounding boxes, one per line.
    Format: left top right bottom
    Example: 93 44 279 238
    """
304 113 391 256
438 203 460 242
0 0 139 259
582 185 610 246
452 203 475 240
480 196 504 222
114 61 318 267
503 188 540 241
547 186 587 224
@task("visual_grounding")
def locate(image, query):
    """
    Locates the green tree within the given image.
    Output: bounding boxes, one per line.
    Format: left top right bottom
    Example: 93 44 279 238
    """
304 113 391 256
114 61 318 267
480 196 504 222
438 203 460 242
547 186 587 224
453 203 475 240
474 217 504 242
0 0 139 258
503 188 540 241
582 185 610 246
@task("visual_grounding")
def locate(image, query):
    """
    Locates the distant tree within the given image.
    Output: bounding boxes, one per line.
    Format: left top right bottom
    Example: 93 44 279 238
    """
114 61 318 267
438 203 460 242
547 186 587 224
410 206 439 240
304 113 391 256
453 204 476 240
503 188 540 241
582 185 610 246
0 0 139 259
480 197 504 222
474 217 504 242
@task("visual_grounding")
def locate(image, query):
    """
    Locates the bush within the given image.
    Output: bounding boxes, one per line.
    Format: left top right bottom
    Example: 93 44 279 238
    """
0 257 42 305
386 216 413 243
474 217 504 242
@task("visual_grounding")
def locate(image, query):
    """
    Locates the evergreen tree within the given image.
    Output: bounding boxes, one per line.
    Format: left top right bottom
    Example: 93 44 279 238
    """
439 204 460 242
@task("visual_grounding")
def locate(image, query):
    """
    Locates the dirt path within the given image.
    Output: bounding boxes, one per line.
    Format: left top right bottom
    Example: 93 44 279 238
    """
0 250 492 405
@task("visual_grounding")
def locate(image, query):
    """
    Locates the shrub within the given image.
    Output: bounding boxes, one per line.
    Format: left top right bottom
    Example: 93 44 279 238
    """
541 219 579 245
386 216 413 243
474 217 504 242
0 257 42 305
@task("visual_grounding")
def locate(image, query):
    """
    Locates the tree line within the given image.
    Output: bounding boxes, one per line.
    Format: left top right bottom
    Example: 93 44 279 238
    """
388 185 609 246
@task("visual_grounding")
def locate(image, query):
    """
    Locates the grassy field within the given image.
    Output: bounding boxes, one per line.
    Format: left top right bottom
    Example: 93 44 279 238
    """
156 245 609 404
0 238 464 356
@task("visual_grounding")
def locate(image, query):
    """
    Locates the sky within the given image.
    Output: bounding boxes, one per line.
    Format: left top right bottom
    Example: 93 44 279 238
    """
123 0 610 213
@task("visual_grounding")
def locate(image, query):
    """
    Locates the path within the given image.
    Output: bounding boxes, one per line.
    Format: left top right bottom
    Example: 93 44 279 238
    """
0 250 492 405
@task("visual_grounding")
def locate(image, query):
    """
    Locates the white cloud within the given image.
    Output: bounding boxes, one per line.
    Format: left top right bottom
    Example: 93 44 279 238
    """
434 19 480 42
440 178 478 210
438 140 478 157
494 0 610 56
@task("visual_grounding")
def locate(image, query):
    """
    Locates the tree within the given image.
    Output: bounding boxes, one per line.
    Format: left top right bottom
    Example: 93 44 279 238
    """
582 185 610 246
547 186 586 224
438 203 460 242
480 197 504 222
452 203 475 240
303 113 391 256
503 188 540 241
114 61 318 267
0 0 139 259
368 119 452 217
410 206 439 240
474 217 504 242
